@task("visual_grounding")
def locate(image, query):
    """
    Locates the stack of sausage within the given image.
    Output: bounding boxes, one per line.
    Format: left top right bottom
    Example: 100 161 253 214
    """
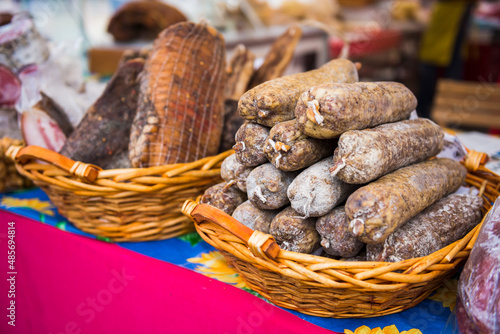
201 58 484 262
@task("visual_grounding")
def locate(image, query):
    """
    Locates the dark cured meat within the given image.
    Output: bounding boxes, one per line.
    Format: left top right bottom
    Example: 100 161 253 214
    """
129 22 226 167
219 99 245 153
200 181 247 216
331 118 444 184
233 121 270 167
263 119 336 171
316 206 364 258
60 58 144 168
269 206 319 254
239 59 358 127
366 194 483 262
247 25 302 89
346 158 467 244
295 82 417 139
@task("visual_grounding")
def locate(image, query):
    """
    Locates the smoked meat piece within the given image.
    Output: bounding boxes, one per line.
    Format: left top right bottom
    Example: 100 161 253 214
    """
316 206 364 258
200 181 247 216
270 206 319 254
60 58 144 168
107 1 187 42
129 22 226 167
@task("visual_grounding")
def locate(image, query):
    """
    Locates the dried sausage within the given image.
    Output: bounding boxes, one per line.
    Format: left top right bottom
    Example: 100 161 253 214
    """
233 121 270 167
331 118 444 184
269 206 319 254
287 157 356 217
247 163 297 210
238 59 358 127
295 82 417 139
263 119 336 171
220 154 253 192
366 194 483 262
232 200 278 234
346 158 467 244
200 181 247 215
316 206 364 257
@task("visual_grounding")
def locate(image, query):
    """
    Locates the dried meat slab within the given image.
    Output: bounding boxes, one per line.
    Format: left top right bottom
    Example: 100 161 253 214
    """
129 22 226 167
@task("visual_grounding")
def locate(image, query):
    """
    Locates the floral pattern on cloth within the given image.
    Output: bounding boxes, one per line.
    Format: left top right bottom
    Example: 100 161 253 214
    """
1 197 55 216
188 251 247 289
345 325 422 334
427 278 458 311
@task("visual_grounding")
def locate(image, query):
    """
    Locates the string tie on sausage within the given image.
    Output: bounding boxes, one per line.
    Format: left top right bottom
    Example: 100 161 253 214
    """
330 158 346 176
350 218 365 236
306 100 323 125
254 185 267 203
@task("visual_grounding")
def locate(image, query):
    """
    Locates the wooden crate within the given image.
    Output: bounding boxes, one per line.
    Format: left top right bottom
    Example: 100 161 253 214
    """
431 79 500 129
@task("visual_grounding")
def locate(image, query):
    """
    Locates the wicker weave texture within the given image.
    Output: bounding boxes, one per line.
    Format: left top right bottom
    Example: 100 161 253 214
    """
186 152 500 317
10 146 232 242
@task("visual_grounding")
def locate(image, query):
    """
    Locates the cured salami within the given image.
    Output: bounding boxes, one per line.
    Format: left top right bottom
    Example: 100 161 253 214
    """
269 206 319 254
331 118 444 184
366 194 483 262
295 82 417 139
287 157 355 217
346 158 467 244
263 119 335 171
316 206 364 257
238 59 358 127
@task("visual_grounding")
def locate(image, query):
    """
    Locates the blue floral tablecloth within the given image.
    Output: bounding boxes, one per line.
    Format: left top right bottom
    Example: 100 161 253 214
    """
0 188 458 334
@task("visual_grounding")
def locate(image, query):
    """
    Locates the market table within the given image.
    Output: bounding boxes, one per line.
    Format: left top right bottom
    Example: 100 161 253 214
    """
0 188 457 334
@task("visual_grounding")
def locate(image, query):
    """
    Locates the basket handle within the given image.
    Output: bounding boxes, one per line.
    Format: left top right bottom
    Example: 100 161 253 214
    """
6 145 102 182
182 200 281 260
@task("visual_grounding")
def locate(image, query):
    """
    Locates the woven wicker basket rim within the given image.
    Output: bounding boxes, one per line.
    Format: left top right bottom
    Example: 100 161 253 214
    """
184 151 500 295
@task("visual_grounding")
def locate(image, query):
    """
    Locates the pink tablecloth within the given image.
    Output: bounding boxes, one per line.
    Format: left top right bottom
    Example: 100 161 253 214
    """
0 211 333 334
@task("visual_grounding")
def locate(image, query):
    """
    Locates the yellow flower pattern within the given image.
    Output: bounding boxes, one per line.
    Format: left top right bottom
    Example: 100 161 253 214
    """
188 251 248 289
345 325 422 334
427 278 458 310
1 197 55 216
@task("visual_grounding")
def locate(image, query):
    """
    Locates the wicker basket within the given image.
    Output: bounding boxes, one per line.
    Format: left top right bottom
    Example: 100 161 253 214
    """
6 145 231 242
182 151 500 318
0 138 33 192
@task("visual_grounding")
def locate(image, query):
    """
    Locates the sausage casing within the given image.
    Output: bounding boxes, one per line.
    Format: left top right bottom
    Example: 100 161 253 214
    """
346 158 467 244
269 206 320 254
238 59 358 127
246 163 297 210
316 206 364 257
233 121 270 167
366 194 483 262
232 200 278 234
295 82 417 139
287 157 356 217
263 119 336 171
331 118 444 184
